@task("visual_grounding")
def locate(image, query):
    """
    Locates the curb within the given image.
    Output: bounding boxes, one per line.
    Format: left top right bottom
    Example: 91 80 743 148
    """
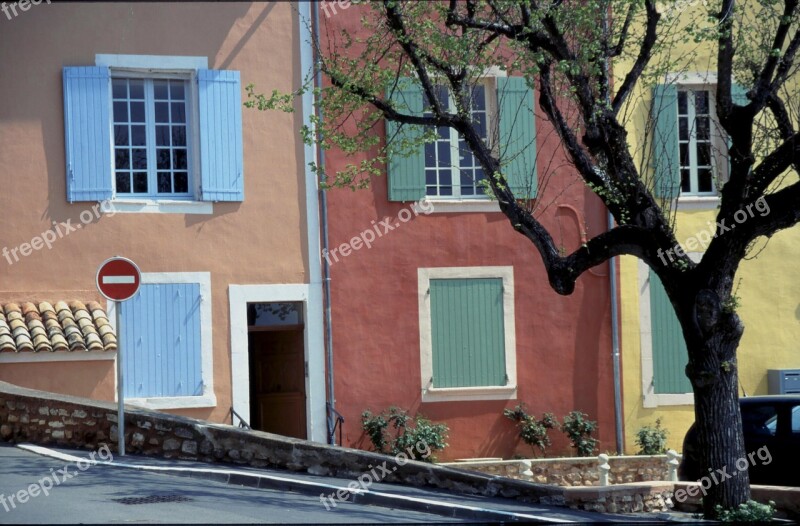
17 444 571 523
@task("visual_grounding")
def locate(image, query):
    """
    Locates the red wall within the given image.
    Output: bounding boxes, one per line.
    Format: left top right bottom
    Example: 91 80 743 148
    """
322 7 617 461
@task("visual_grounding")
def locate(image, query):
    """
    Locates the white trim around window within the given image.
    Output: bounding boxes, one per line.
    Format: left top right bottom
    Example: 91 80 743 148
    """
639 258 699 408
418 266 517 402
95 54 213 215
428 199 502 213
107 271 216 410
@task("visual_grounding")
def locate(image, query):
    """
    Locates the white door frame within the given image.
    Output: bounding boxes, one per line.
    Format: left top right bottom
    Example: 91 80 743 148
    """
229 283 326 442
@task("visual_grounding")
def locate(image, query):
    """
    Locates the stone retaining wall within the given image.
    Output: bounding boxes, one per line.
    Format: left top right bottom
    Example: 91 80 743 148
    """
0 381 562 505
442 455 671 486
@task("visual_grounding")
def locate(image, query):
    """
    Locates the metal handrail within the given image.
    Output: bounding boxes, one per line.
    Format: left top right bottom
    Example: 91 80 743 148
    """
327 403 344 445
230 407 251 430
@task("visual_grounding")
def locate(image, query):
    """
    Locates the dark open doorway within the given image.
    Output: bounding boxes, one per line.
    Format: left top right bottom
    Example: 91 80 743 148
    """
247 302 307 439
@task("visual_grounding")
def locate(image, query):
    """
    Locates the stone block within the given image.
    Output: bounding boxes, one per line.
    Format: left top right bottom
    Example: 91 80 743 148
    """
163 438 180 451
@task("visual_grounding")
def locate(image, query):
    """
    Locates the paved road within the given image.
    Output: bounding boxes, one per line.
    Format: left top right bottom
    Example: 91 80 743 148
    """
0 444 458 524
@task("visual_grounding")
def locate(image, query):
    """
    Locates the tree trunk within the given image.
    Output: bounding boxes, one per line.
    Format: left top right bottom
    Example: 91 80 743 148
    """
682 293 751 518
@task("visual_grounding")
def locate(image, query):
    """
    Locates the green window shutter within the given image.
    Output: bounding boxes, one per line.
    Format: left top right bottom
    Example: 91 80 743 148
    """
386 78 426 201
497 77 537 198
652 84 680 199
429 278 506 388
649 269 692 394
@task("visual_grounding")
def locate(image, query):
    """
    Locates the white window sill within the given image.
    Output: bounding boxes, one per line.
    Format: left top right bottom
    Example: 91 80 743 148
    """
428 199 501 214
676 195 720 211
642 392 694 408
125 394 217 410
422 385 517 403
106 200 213 215
0 352 116 363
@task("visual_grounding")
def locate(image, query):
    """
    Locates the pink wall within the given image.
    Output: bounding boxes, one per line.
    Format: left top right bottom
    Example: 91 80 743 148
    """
321 6 618 460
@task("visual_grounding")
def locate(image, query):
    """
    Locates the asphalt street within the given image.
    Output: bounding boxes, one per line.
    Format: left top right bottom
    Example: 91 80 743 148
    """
0 444 458 524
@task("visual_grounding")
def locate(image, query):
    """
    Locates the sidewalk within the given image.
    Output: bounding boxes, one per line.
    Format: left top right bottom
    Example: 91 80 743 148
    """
19 444 634 523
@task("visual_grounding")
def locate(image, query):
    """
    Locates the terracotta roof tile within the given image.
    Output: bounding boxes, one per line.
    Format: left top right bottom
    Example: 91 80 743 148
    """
0 301 116 353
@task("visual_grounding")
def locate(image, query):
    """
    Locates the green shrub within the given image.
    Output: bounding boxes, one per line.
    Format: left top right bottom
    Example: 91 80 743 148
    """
562 411 598 457
503 404 559 457
635 418 669 455
714 500 776 522
361 407 448 462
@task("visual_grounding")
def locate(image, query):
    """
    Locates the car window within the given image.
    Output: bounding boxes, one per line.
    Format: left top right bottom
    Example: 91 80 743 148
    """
792 405 800 434
742 405 778 436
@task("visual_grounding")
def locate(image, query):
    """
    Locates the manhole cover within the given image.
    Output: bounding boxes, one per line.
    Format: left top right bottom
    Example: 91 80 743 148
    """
113 495 193 505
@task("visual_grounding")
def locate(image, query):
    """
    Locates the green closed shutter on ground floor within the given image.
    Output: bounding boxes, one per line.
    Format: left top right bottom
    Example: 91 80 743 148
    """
649 269 693 394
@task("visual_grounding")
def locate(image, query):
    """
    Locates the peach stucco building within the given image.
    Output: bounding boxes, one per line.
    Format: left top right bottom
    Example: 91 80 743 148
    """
0 3 327 442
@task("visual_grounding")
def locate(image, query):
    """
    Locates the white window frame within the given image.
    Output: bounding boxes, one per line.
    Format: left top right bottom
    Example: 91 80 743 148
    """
418 266 517 402
95 54 212 215
677 88 717 197
666 72 730 209
108 271 216 410
639 256 701 408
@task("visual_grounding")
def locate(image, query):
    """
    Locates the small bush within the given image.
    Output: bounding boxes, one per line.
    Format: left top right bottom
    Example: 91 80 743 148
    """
562 411 599 457
714 500 776 522
361 407 448 462
635 418 669 455
504 404 559 457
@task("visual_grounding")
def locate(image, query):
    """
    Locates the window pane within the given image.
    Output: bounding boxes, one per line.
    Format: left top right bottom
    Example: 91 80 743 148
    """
129 80 144 100
695 91 709 114
116 172 131 193
156 149 171 169
170 81 185 100
156 125 170 146
424 142 436 168
425 169 437 186
460 171 475 195
697 118 710 140
470 85 486 110
475 168 485 184
114 125 129 146
157 172 172 193
130 101 145 123
426 186 437 196
679 117 689 141
112 79 127 99
697 168 713 192
154 80 169 100
115 149 130 169
155 102 169 123
439 186 453 196
681 169 691 192
678 91 688 114
439 169 451 186
113 101 128 122
437 126 449 140
171 102 186 123
697 142 711 166
437 141 451 167
680 143 690 168
473 112 487 139
174 172 189 193
171 126 186 147
133 172 148 193
132 148 147 169
131 125 146 146
173 149 187 170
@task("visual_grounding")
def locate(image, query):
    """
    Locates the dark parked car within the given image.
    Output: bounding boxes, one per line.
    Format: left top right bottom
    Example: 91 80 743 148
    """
679 396 800 486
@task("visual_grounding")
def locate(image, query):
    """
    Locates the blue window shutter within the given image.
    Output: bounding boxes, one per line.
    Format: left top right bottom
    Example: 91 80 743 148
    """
649 269 692 394
62 67 113 202
198 69 244 202
497 77 537 199
386 78 426 201
122 283 203 398
652 84 680 199
429 278 506 388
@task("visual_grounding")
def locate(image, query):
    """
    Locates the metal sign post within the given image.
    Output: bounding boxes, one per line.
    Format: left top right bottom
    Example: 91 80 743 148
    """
96 256 141 457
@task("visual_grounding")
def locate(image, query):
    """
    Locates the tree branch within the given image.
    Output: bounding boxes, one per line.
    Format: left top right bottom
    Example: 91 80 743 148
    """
612 0 659 114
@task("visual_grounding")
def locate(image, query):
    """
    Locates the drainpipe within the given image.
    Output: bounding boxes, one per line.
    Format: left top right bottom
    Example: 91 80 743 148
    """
310 1 338 445
602 10 625 455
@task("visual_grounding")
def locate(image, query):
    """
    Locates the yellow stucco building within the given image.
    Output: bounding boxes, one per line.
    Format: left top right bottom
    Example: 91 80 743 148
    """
617 2 800 452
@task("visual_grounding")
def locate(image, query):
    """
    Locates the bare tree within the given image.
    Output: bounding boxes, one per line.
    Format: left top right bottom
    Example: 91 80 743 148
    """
248 0 800 515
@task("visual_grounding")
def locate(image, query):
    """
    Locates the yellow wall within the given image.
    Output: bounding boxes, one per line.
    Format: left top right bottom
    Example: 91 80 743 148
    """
618 4 800 452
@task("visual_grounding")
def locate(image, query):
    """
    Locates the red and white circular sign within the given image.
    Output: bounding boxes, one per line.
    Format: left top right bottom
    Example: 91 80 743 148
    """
96 257 141 302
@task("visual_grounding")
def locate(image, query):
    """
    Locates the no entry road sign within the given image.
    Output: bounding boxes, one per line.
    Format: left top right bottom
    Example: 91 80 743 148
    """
96 257 141 302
